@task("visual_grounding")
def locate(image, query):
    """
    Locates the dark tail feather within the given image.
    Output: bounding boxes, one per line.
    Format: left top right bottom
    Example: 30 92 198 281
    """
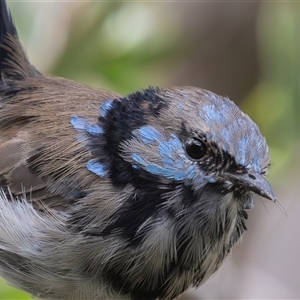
0 0 41 80
0 0 17 71
0 0 17 39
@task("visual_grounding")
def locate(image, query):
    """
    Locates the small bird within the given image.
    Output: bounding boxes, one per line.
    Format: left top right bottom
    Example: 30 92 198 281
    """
0 1 276 300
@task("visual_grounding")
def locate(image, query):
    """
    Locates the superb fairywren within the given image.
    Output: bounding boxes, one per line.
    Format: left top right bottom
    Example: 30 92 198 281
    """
0 1 275 300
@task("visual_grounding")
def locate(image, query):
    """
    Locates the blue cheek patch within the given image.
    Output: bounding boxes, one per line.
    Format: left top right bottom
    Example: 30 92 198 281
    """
136 126 164 145
86 159 108 177
100 99 114 117
159 134 182 157
145 165 185 181
132 152 186 181
186 165 197 180
132 130 214 185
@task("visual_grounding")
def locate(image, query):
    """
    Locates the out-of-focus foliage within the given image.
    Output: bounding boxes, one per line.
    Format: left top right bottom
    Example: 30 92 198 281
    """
244 2 300 180
12 2 182 94
1 2 300 299
0 279 31 299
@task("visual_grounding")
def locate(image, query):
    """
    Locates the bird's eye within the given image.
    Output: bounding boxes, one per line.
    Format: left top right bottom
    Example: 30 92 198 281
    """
186 138 206 160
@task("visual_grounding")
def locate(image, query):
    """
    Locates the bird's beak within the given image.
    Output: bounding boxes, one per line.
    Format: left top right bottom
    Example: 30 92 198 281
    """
224 171 276 202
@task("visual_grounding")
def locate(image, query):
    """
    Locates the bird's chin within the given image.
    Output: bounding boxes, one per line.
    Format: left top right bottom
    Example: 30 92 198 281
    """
243 194 255 209
219 181 255 210
231 188 255 210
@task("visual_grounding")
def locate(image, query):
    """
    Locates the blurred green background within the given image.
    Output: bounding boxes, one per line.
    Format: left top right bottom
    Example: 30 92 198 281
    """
1 1 299 299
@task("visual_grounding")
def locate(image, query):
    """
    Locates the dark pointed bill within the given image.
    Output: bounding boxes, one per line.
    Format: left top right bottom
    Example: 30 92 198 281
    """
225 171 276 202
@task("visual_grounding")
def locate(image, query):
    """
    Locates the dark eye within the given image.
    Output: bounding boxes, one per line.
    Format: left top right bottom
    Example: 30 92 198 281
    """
186 138 206 159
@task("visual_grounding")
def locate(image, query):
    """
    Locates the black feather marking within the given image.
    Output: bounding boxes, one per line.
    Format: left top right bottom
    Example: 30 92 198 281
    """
100 218 197 300
83 180 170 243
87 87 167 187
101 236 191 300
102 265 160 300
80 182 250 299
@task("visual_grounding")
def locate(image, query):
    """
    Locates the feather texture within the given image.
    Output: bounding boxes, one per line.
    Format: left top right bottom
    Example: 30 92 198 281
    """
0 1 275 300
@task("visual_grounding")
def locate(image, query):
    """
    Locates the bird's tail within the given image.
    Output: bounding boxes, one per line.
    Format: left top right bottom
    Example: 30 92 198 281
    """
0 0 40 81
0 0 17 69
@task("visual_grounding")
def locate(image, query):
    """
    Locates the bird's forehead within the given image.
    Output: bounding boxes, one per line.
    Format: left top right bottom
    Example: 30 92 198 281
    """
162 88 270 172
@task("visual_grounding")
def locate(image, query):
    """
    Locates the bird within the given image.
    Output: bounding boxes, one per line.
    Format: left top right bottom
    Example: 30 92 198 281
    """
0 1 276 300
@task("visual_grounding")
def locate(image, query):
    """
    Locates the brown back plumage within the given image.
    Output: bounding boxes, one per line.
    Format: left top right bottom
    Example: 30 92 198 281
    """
0 26 121 209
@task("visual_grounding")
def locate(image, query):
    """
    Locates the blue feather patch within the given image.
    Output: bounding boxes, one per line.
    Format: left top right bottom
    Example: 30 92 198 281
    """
70 116 89 130
137 126 164 145
86 159 108 177
132 132 214 185
158 134 182 157
100 99 114 117
132 153 145 165
86 124 104 135
70 116 103 136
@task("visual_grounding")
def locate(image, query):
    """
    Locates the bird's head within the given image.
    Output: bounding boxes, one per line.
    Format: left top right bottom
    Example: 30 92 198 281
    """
70 86 275 236
99 87 274 199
